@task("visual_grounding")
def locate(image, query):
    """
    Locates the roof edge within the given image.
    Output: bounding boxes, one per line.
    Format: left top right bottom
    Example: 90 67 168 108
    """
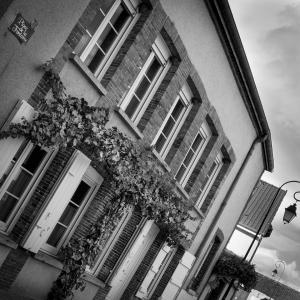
204 0 274 171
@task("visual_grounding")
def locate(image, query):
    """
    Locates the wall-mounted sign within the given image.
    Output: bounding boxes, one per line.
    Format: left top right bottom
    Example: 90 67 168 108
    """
8 13 35 44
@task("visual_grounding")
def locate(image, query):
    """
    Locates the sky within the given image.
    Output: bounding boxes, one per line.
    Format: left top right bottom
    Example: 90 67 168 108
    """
229 0 300 291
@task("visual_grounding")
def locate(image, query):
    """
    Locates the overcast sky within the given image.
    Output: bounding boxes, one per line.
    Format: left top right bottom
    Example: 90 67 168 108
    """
229 0 300 291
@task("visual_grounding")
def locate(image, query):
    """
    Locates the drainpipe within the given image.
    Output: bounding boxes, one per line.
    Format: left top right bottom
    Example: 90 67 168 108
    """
179 134 268 298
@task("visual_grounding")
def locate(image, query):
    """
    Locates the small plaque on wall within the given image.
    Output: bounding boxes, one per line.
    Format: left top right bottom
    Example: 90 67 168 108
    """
8 13 35 44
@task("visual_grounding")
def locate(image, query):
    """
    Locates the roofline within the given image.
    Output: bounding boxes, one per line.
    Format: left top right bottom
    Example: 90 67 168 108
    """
204 0 274 171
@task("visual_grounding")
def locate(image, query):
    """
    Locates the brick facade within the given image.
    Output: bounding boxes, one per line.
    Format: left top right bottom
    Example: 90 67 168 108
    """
0 0 241 299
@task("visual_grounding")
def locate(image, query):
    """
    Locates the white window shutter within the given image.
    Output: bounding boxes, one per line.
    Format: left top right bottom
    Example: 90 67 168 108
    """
160 251 195 300
0 100 35 180
23 150 91 253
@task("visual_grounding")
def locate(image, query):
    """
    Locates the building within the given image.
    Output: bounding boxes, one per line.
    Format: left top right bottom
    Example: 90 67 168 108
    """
0 0 273 300
227 180 286 262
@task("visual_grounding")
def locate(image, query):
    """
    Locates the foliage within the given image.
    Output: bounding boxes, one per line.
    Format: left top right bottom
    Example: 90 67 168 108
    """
0 63 193 299
212 251 257 292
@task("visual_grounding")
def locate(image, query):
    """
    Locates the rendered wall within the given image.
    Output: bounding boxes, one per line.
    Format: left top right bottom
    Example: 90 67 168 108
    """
0 0 90 127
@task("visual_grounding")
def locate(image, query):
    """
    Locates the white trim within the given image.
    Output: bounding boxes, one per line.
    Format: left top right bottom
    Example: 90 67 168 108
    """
22 150 91 253
196 153 223 210
0 144 53 232
176 122 211 188
151 84 192 159
90 207 133 275
79 0 139 79
136 243 175 299
107 220 159 299
41 165 102 255
119 34 171 125
160 251 195 300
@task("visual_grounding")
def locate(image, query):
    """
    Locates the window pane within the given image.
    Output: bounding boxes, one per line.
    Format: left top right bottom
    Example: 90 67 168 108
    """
22 146 47 174
100 0 115 14
46 224 67 247
0 193 18 222
162 118 175 138
125 95 140 119
86 10 105 36
183 150 194 167
59 203 78 226
98 24 117 53
172 100 184 121
71 181 91 205
111 4 130 33
7 169 32 197
175 165 186 182
146 58 161 81
208 162 217 176
135 76 151 100
191 134 202 151
86 45 105 73
155 134 166 153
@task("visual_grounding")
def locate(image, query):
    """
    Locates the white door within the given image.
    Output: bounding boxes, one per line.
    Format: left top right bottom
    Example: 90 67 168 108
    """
106 220 159 300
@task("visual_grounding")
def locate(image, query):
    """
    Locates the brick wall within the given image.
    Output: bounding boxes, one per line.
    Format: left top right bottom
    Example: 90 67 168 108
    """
0 248 29 290
0 0 238 297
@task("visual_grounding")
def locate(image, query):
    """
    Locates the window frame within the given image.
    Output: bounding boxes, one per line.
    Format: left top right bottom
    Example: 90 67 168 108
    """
89 207 133 275
136 243 175 299
0 142 54 233
119 34 171 125
41 166 102 255
79 0 139 79
175 123 211 188
152 84 192 160
196 153 223 210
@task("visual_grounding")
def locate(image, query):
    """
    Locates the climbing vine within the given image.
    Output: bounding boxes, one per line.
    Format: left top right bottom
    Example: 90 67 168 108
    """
212 251 257 292
0 62 194 299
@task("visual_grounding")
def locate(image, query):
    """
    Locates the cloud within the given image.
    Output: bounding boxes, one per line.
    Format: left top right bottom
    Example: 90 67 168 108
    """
229 0 300 291
253 247 300 291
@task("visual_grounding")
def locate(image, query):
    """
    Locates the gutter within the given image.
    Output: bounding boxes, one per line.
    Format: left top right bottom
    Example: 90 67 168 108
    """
204 0 274 172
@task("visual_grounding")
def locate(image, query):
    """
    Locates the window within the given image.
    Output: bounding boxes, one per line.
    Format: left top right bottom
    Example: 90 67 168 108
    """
153 84 192 160
79 0 139 78
196 153 222 211
0 143 50 232
41 166 101 255
175 123 211 188
160 251 195 300
90 208 132 275
190 235 222 292
136 244 174 299
120 35 171 124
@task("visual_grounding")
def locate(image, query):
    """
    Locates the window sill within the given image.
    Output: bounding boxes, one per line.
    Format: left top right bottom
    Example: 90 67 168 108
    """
151 148 171 172
193 206 205 219
0 232 18 249
70 53 107 96
35 252 106 288
175 182 190 200
35 251 63 270
114 106 144 140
